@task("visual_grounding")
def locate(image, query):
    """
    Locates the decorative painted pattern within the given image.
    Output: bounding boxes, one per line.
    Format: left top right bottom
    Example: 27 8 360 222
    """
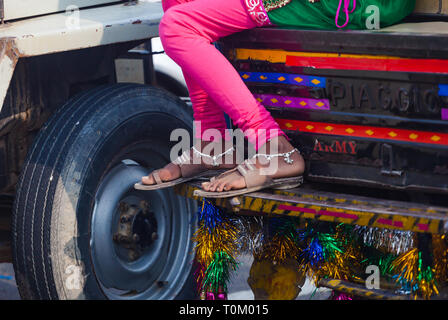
175 184 448 234
275 119 448 146
253 93 330 110
438 84 448 96
240 71 326 87
235 48 448 74
236 48 402 64
437 85 448 120
442 108 448 121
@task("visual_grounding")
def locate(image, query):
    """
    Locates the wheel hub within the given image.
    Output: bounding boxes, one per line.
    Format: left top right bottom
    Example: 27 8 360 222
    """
113 200 158 262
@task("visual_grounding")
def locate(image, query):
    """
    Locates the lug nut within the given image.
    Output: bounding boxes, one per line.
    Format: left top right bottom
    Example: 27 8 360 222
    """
119 202 129 213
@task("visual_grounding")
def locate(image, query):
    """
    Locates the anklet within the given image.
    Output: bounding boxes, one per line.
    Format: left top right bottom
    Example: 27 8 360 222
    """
192 146 235 167
252 148 300 164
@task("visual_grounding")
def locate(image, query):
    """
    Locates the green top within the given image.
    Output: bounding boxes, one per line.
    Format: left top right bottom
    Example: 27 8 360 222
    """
267 0 416 30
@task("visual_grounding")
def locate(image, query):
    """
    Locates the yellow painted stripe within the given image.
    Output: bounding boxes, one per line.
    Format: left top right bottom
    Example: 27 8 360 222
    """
235 48 402 64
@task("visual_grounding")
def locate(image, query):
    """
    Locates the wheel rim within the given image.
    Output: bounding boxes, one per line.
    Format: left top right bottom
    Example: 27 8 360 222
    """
90 158 197 300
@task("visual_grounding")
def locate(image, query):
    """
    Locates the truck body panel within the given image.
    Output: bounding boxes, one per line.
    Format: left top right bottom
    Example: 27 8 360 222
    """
2 0 122 21
219 22 448 194
0 0 163 112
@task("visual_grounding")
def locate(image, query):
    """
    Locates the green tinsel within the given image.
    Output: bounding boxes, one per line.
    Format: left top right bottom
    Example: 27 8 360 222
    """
318 233 344 260
201 251 238 293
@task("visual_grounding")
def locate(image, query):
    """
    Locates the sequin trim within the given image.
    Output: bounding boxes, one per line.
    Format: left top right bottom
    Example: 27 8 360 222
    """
244 0 273 27
262 0 292 12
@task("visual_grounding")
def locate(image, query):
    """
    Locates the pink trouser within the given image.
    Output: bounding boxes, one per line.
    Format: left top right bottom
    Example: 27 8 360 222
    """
160 0 287 150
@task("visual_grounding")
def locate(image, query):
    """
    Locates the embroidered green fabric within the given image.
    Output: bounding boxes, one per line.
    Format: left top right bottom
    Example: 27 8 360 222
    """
266 0 416 30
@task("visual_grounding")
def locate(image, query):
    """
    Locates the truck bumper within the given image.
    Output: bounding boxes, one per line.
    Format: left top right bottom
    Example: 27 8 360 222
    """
176 182 448 234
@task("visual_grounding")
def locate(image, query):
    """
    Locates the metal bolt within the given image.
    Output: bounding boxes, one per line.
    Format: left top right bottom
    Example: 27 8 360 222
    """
128 251 140 261
151 232 158 241
119 201 129 213
157 281 168 288
140 200 149 211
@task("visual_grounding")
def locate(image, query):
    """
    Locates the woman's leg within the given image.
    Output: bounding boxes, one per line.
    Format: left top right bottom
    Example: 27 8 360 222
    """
141 0 232 186
159 0 287 150
163 0 228 141
159 0 304 192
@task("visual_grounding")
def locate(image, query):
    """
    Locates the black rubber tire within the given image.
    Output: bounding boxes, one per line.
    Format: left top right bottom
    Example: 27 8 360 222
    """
11 84 198 300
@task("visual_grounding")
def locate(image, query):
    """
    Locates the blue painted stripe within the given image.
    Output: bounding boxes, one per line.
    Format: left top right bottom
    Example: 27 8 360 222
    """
240 72 326 88
438 84 448 96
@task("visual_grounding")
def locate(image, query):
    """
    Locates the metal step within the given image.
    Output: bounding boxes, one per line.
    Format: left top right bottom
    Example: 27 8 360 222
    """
175 182 448 234
318 278 416 300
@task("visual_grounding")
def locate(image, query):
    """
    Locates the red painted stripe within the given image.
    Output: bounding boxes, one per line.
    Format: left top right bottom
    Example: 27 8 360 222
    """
278 204 315 214
285 55 448 74
317 209 358 220
277 204 358 220
377 218 404 228
276 119 448 146
417 223 429 231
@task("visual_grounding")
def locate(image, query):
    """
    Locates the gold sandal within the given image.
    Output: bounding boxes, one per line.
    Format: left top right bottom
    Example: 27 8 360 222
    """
134 146 234 191
193 148 303 198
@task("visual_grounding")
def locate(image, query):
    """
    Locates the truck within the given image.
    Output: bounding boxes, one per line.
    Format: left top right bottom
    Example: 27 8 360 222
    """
0 0 447 300
0 0 196 300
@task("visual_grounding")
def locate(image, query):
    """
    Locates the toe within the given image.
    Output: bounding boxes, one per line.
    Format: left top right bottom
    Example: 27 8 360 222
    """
141 175 154 185
201 181 211 191
223 182 233 191
216 181 227 192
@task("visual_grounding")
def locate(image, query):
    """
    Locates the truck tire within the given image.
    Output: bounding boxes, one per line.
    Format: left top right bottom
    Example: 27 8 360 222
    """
12 84 199 300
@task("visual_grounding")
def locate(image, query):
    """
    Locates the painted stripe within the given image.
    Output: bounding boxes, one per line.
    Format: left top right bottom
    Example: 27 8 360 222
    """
254 93 330 110
277 204 358 220
376 218 404 228
235 48 400 64
235 48 448 74
442 108 448 121
286 55 448 74
438 84 448 96
276 119 448 146
240 71 326 87
278 204 315 214
417 223 429 231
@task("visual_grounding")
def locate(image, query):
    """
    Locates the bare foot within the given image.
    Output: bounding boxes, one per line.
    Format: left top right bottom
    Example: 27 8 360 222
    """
141 140 236 185
201 136 304 192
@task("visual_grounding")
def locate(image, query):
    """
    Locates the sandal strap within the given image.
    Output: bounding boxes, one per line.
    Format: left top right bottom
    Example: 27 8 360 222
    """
152 170 163 185
236 160 271 189
234 148 299 188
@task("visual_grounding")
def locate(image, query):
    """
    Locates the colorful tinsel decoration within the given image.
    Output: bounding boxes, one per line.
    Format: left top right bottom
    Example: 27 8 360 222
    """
331 291 353 300
390 248 438 299
191 200 448 300
297 223 360 283
257 217 302 262
432 234 448 285
192 200 238 299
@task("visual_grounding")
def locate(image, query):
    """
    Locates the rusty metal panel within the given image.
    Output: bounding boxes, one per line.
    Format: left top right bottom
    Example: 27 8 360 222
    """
0 1 162 58
0 38 19 116
0 1 162 113
0 0 4 23
442 0 448 13
2 0 122 21
414 0 441 13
